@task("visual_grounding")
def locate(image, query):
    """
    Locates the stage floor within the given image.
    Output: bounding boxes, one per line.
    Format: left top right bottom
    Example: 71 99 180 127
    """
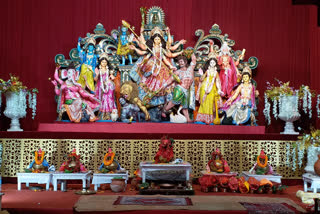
0 183 307 214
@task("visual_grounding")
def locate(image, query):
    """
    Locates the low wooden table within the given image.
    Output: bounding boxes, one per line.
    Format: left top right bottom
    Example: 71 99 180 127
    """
16 172 52 191
92 171 129 191
241 171 282 184
139 161 192 183
303 173 320 193
52 171 91 191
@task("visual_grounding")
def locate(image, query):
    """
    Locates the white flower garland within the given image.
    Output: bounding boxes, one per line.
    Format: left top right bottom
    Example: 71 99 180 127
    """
263 93 271 125
307 89 312 118
302 87 308 115
295 90 299 113
31 92 37 119
28 92 32 109
19 90 27 117
273 99 278 120
317 94 320 118
286 142 291 167
292 146 297 171
297 141 305 168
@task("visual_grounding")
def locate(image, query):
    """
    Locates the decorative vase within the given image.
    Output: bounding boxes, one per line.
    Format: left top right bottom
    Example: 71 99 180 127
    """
278 95 300 135
3 91 27 131
110 178 126 192
305 146 320 174
314 155 320 176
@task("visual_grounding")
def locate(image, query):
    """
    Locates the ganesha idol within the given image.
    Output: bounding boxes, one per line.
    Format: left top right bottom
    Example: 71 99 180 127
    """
98 148 122 173
249 150 273 175
25 148 51 173
154 136 174 163
59 149 87 173
206 148 230 173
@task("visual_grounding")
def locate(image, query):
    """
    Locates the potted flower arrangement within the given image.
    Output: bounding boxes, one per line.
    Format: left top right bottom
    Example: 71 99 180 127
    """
0 74 38 131
263 79 314 135
286 128 320 173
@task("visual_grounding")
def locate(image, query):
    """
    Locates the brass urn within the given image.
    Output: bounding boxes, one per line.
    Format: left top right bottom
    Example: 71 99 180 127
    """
102 161 118 172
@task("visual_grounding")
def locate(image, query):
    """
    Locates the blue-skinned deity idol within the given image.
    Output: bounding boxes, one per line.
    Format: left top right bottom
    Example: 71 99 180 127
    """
116 26 134 66
77 37 99 92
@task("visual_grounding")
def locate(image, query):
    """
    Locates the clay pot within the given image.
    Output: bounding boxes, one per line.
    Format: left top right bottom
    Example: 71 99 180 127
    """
314 155 320 176
110 178 126 193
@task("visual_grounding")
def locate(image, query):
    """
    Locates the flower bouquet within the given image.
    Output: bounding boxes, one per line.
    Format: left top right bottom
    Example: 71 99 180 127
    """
0 74 38 131
286 128 320 172
263 79 314 135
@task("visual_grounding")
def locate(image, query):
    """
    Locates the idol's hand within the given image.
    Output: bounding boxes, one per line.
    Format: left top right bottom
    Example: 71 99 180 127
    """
209 40 214 46
129 45 136 50
51 80 57 86
179 40 187 45
198 68 204 76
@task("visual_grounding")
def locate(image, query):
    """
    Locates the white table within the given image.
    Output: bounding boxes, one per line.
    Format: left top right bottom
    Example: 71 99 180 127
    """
241 171 282 184
52 171 92 191
92 171 129 191
17 172 52 191
303 173 320 193
139 161 192 183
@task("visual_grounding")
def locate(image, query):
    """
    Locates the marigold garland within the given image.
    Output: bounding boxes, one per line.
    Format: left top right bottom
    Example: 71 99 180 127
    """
257 155 268 168
35 151 45 165
103 152 115 166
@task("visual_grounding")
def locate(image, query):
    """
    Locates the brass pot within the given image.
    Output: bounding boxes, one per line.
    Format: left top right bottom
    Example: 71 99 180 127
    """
32 163 47 171
102 161 118 172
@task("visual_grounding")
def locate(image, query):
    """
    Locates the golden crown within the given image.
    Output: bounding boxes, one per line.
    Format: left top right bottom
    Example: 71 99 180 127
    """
99 52 109 60
242 66 252 76
87 37 96 46
150 26 163 37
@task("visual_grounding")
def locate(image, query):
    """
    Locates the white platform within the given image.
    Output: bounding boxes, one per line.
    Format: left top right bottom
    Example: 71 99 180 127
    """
302 173 320 193
139 161 192 183
241 171 282 184
201 171 238 177
92 171 129 191
52 171 92 191
17 172 52 191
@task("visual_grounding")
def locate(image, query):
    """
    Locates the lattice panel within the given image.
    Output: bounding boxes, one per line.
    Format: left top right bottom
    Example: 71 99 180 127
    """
0 138 303 178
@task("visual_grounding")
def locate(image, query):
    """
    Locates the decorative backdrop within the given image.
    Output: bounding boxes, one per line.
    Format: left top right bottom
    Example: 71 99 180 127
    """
0 139 303 178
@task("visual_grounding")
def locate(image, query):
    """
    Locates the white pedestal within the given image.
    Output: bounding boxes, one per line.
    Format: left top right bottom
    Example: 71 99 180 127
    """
92 171 128 191
139 161 192 183
52 171 92 191
302 173 320 193
201 171 238 177
241 171 282 184
17 172 52 191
